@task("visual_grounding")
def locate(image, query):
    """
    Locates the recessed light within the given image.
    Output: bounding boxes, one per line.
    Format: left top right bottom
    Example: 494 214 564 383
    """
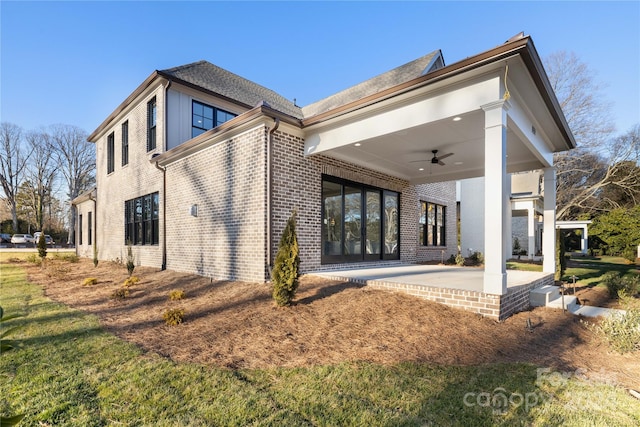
354 143 361 147
454 161 463 165
453 117 462 122
419 167 424 171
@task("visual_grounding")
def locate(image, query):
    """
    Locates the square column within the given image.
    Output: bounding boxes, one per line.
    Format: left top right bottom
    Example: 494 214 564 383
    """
581 225 588 254
542 168 556 274
482 100 510 295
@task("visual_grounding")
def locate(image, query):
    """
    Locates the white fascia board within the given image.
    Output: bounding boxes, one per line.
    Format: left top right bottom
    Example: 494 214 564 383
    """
304 75 501 157
507 90 554 167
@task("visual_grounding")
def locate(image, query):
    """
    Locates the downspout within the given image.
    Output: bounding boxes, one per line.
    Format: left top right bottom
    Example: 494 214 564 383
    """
267 117 280 277
153 79 171 271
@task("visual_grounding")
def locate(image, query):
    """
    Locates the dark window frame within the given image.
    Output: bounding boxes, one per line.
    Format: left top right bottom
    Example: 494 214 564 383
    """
191 100 236 138
147 97 156 152
121 121 129 166
420 201 446 247
124 192 159 246
78 214 83 246
107 132 115 174
88 211 92 246
321 174 400 264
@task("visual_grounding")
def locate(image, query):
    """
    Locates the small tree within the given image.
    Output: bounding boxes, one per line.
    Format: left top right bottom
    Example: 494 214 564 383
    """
555 230 566 281
272 210 300 306
37 232 47 259
126 242 135 277
93 243 98 267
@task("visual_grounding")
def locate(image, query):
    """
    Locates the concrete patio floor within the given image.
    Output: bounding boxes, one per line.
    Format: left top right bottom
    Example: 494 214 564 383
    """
308 263 549 294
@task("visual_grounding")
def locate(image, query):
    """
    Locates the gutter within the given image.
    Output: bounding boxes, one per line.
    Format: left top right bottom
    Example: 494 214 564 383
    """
267 117 280 276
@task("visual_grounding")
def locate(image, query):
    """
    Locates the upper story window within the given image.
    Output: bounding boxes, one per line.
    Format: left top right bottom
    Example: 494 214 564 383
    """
107 132 115 174
147 97 157 151
121 121 129 166
420 201 446 246
192 100 236 138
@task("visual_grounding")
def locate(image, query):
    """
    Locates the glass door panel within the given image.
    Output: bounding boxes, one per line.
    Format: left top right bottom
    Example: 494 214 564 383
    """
343 186 362 256
322 181 342 257
384 192 399 258
365 191 381 259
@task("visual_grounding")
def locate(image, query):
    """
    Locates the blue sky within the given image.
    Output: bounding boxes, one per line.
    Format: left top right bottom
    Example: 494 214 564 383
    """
1 1 639 136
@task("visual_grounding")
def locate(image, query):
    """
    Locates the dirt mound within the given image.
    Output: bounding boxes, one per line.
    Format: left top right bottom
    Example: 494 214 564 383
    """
24 258 640 389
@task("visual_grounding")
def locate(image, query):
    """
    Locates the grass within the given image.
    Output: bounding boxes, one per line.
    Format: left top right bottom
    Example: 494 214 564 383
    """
508 255 639 287
1 259 639 426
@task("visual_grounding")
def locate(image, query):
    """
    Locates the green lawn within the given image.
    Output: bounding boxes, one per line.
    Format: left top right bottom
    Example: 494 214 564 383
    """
508 255 639 287
2 259 639 426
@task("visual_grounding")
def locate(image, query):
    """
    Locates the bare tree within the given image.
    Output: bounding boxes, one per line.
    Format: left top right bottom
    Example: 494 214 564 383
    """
21 130 58 231
50 124 95 244
0 122 29 233
544 52 639 220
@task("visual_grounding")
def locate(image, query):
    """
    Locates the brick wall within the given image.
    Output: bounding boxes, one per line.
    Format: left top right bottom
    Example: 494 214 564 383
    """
94 84 164 266
270 129 458 275
164 125 268 282
361 273 554 320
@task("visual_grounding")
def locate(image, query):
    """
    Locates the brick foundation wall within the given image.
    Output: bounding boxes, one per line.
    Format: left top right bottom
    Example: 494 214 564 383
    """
340 272 554 320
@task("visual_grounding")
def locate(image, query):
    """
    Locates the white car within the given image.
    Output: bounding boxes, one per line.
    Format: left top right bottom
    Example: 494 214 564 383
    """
11 234 34 244
34 232 55 245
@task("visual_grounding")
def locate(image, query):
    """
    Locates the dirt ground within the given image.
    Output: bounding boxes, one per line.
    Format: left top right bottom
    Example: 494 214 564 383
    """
16 257 640 390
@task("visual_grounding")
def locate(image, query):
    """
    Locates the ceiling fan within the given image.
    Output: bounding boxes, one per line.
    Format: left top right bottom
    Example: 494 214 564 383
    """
410 150 454 166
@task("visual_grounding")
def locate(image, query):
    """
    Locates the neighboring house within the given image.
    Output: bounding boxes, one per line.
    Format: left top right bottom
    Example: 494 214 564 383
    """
74 34 575 316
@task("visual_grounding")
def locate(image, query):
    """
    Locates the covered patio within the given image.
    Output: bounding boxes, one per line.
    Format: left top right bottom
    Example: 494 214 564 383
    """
303 34 575 313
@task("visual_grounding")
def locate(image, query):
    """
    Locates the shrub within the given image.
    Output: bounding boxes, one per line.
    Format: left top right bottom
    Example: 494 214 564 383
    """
93 244 99 267
468 251 484 266
47 264 70 279
126 243 135 277
163 308 185 326
25 253 41 265
53 252 79 263
588 308 640 353
602 271 640 298
455 253 465 266
82 277 98 286
111 287 129 300
555 231 566 281
123 276 140 288
169 289 186 301
37 233 47 258
272 210 300 306
445 254 456 265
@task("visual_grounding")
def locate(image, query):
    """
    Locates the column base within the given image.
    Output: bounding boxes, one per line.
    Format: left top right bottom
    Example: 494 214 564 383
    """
483 271 507 295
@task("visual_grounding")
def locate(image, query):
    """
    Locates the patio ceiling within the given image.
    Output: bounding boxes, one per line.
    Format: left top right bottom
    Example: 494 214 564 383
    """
303 41 574 185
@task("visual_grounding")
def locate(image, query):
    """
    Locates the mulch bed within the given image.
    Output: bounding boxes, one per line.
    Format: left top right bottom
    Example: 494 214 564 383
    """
17 257 640 389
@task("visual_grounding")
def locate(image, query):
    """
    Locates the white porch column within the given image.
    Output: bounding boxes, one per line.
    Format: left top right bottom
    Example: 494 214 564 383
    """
527 207 535 260
482 100 510 295
582 225 588 254
542 167 556 273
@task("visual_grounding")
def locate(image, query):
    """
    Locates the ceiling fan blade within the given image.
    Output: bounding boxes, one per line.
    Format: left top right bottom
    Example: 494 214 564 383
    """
409 159 428 163
438 160 446 166
438 152 454 160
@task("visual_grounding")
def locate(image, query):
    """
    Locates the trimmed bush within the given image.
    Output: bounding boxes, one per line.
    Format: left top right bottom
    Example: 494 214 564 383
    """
82 277 98 286
123 276 140 288
25 254 41 265
163 308 185 326
169 289 186 301
602 271 640 298
272 210 300 306
555 230 566 281
111 287 129 300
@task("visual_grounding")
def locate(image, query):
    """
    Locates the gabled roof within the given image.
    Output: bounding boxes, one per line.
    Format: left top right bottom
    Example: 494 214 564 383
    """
302 50 443 118
158 61 303 119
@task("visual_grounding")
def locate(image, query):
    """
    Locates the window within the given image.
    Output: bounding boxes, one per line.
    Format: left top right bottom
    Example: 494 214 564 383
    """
420 201 446 246
147 97 156 151
191 100 236 138
124 192 159 245
107 132 115 174
78 214 83 245
121 121 129 166
88 212 92 245
322 175 399 263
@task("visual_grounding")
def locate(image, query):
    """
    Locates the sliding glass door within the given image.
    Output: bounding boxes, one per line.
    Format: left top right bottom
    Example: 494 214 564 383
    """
322 175 400 264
